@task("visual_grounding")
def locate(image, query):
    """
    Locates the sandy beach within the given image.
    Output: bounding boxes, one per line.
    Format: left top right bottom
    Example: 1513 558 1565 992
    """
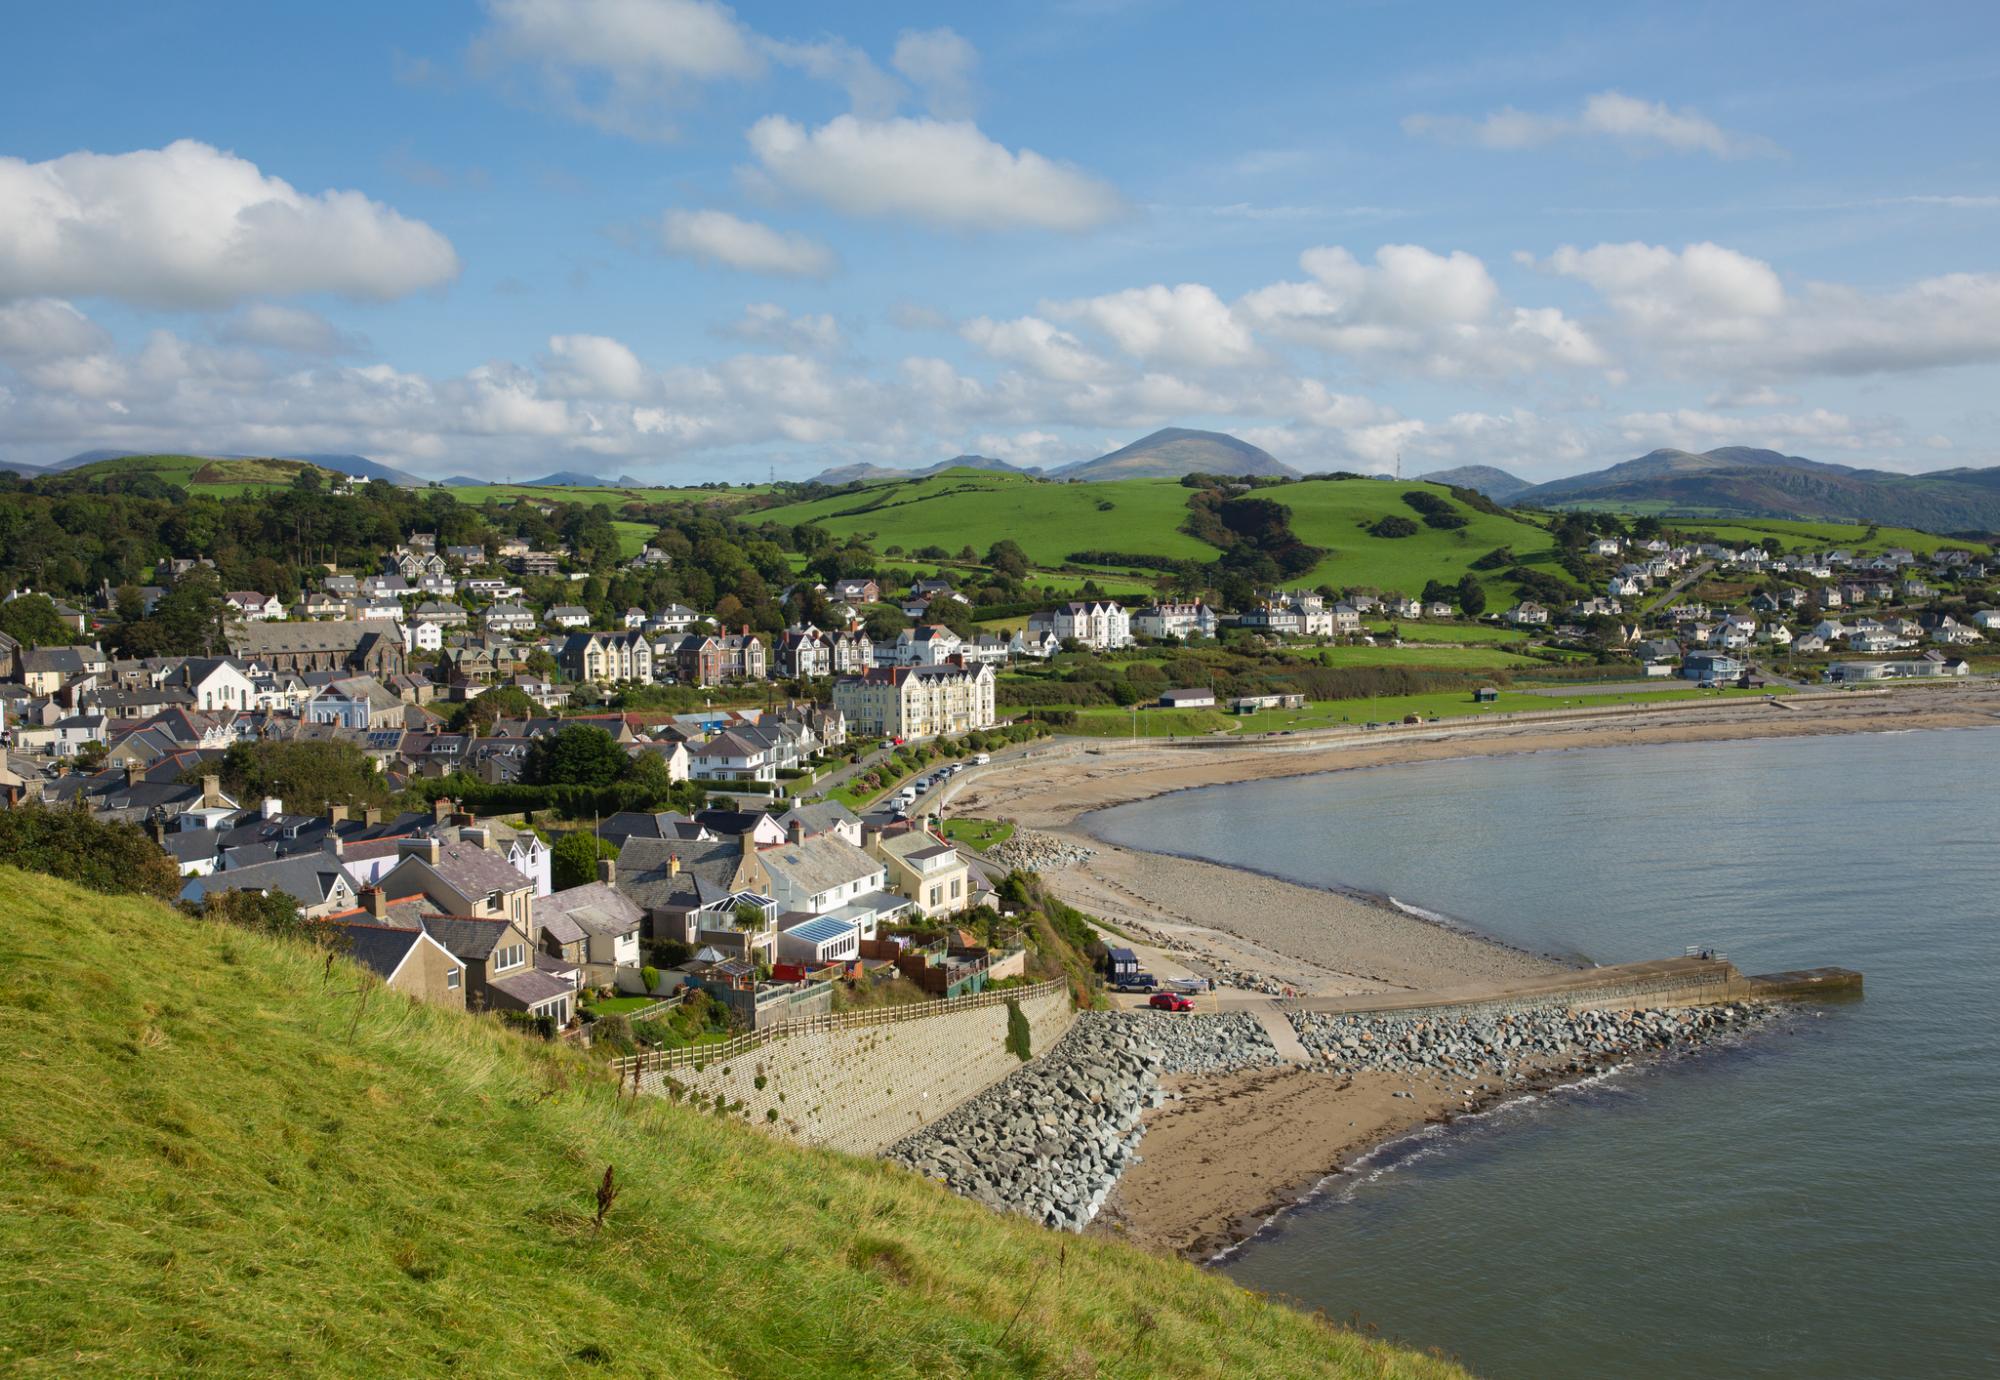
942 683 2000 1259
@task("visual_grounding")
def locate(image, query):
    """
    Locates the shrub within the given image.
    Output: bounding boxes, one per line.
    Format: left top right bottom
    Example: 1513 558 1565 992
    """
1004 998 1031 1061
0 802 182 901
1368 516 1419 539
640 965 660 992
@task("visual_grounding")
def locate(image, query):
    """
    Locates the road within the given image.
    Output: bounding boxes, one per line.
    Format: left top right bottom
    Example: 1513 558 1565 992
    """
1637 559 1715 617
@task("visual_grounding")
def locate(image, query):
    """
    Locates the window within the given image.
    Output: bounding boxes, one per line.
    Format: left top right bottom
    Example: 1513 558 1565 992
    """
446 968 461 990
951 879 961 899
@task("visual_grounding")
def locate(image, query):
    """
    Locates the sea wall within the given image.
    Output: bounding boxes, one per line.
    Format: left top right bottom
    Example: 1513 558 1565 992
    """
631 980 1074 1156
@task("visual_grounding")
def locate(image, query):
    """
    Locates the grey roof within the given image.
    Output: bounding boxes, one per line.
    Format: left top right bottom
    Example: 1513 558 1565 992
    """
420 839 533 899
181 855 350 907
534 881 642 942
773 800 860 838
418 914 513 961
488 968 575 1011
228 619 401 656
320 921 435 982
759 833 880 899
619 836 765 913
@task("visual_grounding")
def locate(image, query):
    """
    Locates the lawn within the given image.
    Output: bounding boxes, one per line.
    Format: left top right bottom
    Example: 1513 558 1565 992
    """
583 995 660 1016
1367 619 1534 645
610 519 653 558
938 817 1015 851
1275 478 1570 596
1 867 1466 1378
1313 643 1542 670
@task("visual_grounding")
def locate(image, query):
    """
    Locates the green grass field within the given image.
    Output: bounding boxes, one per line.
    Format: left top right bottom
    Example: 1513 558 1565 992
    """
0 867 1463 1379
1274 478 1567 593
442 482 776 508
1649 516 1981 557
1314 643 1543 670
1368 620 1535 645
938 818 1016 851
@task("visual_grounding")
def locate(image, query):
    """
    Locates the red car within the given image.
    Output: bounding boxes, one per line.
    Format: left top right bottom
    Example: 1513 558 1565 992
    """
1148 991 1194 1012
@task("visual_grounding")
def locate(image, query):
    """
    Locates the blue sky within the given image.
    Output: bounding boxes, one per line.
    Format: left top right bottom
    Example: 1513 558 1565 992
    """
2 0 1997 481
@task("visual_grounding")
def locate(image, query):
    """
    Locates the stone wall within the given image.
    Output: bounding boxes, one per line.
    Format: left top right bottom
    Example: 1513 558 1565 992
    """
637 981 1074 1155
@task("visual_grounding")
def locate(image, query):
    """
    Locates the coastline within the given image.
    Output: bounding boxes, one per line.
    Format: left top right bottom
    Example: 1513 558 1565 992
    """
945 688 2000 1261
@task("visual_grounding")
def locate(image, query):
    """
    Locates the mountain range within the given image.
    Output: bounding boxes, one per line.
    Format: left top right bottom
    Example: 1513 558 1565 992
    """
808 454 1035 485
806 428 1295 486
38 449 426 486
1415 465 1533 502
1513 446 2000 532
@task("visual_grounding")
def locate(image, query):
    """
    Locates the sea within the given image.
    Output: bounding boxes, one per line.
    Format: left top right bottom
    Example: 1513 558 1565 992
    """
1085 726 2000 1380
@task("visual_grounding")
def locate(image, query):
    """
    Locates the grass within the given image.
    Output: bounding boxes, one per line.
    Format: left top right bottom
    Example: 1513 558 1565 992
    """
1276 478 1567 595
1311 643 1542 670
582 995 658 1016
610 519 653 558
1367 620 1533 646
1645 516 1978 557
0 867 1466 1379
442 483 777 507
938 818 1015 851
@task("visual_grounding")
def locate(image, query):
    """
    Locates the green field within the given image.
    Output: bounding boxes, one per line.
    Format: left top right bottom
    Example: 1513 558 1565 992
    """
1276 478 1567 593
938 817 1016 851
1314 643 1543 670
442 482 775 508
1649 517 1984 557
0 867 1463 1379
1369 620 1534 645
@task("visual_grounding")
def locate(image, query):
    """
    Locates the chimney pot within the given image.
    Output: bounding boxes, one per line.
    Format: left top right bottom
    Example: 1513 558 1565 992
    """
124 759 141 787
201 772 220 804
363 886 388 920
597 857 617 887
363 806 382 827
328 803 349 824
668 853 681 876
787 818 805 844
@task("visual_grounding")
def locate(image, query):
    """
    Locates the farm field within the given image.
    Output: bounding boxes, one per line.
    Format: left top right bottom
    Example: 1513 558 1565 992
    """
1274 478 1568 593
1366 620 1535 645
1652 517 1983 557
442 482 772 508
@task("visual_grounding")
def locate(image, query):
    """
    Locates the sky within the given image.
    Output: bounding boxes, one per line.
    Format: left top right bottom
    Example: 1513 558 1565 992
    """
2 0 1998 483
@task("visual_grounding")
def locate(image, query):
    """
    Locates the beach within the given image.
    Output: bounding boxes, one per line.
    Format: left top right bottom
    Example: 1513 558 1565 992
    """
941 683 2000 1259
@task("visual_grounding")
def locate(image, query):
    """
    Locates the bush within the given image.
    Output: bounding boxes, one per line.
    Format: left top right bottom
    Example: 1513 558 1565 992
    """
641 964 660 992
0 802 182 901
1004 998 1031 1061
1422 512 1468 530
1368 515 1420 539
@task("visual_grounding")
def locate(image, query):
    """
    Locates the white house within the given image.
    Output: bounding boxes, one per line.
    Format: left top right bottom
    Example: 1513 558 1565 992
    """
690 730 775 783
1034 600 1132 651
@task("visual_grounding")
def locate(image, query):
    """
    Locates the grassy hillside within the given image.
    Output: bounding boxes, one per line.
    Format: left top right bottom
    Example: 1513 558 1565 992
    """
759 470 1571 597
0 867 1466 1379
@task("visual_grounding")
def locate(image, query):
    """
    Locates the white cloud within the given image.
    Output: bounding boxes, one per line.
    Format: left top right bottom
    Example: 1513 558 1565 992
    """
960 315 1111 382
1046 283 1260 369
765 36 903 118
1239 244 1603 376
659 209 837 277
216 303 365 356
718 302 843 352
0 140 460 308
0 298 111 360
1544 240 2000 377
892 28 978 118
471 0 761 137
1706 383 1798 409
1404 90 1778 159
745 115 1124 231
543 333 649 399
1613 407 1903 452
969 430 1070 468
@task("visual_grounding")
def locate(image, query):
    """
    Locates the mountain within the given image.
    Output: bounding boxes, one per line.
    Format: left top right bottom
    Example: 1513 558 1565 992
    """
1052 427 1296 482
521 470 622 487
439 474 490 487
1416 465 1532 502
1515 446 2000 533
46 448 424 486
0 459 46 477
807 454 1037 485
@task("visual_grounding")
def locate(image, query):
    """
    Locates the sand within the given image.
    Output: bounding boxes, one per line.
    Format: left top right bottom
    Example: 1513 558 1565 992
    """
943 682 2000 1259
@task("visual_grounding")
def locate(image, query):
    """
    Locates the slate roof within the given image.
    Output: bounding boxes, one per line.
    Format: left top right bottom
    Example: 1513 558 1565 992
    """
181 855 351 907
772 800 859 839
418 914 513 961
618 836 765 913
420 839 533 899
489 968 576 1010
759 833 880 899
534 881 642 943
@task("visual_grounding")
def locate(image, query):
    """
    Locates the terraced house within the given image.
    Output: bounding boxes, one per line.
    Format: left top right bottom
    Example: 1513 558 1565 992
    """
833 659 996 738
558 630 653 684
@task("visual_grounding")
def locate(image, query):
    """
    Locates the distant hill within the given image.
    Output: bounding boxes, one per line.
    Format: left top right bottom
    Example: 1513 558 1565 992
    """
1051 428 1296 482
439 474 490 487
808 454 1036 485
0 459 45 477
46 448 423 486
1417 465 1532 502
1515 446 2000 532
521 470 617 487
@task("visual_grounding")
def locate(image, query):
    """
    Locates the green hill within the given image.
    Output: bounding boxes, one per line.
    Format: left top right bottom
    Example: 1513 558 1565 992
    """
0 867 1465 1379
760 469 1570 596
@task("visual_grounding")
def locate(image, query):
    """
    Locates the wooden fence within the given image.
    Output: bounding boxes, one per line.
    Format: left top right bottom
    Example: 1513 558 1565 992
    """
611 977 1068 1078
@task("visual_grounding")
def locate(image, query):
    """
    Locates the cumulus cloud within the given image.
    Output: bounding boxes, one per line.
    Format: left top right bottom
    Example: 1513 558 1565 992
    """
0 298 112 360
892 28 978 118
543 333 650 399
0 140 460 308
960 315 1112 382
1239 244 1603 375
765 37 903 118
659 209 837 277
718 302 844 352
1404 91 1778 159
745 115 1124 231
471 0 761 137
1614 407 1904 453
215 303 366 356
1046 283 1260 369
1542 240 2000 377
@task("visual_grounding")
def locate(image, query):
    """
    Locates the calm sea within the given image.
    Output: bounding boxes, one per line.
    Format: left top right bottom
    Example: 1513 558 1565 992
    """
1086 727 2000 1380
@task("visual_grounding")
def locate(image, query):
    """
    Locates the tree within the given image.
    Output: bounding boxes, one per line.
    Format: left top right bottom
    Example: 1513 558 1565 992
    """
199 740 389 815
456 685 539 732
550 830 620 890
133 571 227 656
0 594 75 649
985 539 1029 579
524 724 628 787
1456 574 1487 616
0 801 182 901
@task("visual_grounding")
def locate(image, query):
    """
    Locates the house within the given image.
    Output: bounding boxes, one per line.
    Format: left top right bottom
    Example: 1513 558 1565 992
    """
1473 685 1501 704
868 823 971 918
1032 600 1133 651
1131 602 1218 642
225 591 285 622
376 836 536 932
1158 687 1216 709
226 620 404 678
690 729 776 783
1505 602 1550 626
419 913 573 1023
305 676 407 730
760 827 894 921
318 893 467 1008
532 868 643 985
832 578 881 604
892 624 964 667
1682 652 1745 684
482 603 536 635
545 605 592 630
558 630 653 684
618 834 779 959
833 660 997 738
647 604 701 635
775 624 835 679
1931 618 1982 646
772 799 862 847
179 854 357 918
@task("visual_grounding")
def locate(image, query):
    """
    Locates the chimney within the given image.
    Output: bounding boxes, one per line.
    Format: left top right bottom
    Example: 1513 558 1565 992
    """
124 759 141 788
327 803 349 825
400 836 441 865
261 796 282 820
363 886 388 920
596 857 617 887
787 818 805 844
201 773 221 806
740 830 756 858
668 853 681 877
363 806 382 827
324 834 344 859
863 825 883 852
432 796 450 824
147 815 165 844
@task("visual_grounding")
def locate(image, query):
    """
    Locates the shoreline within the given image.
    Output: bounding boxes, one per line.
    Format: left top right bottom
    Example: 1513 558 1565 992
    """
945 690 1996 1261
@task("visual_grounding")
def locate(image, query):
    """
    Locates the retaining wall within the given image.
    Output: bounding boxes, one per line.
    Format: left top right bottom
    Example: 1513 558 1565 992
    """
632 980 1075 1155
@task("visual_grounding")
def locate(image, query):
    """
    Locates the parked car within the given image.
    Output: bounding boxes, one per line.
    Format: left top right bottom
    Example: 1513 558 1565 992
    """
1113 973 1157 992
1148 991 1195 1012
972 753 991 765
